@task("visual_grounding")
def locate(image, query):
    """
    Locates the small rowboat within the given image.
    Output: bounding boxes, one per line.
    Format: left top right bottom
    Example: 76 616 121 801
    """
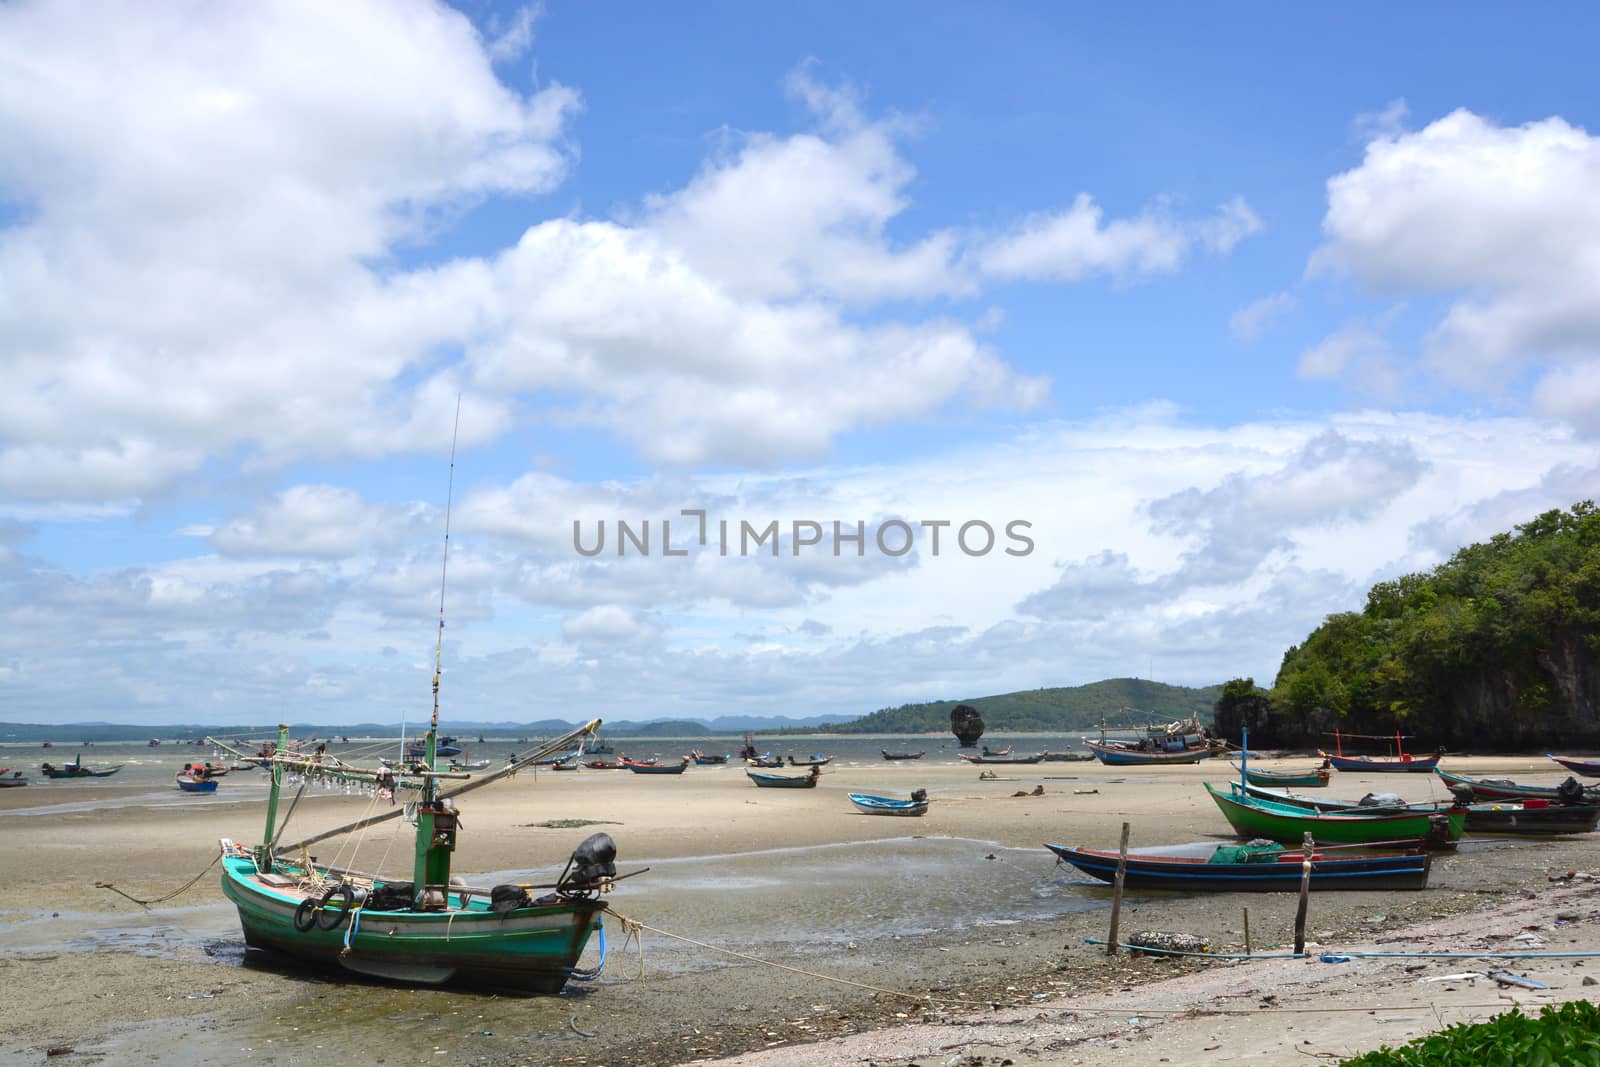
1548 754 1600 778
786 755 832 767
745 755 784 768
622 757 688 775
1046 842 1431 892
585 759 626 770
847 791 928 816
1230 761 1331 788
0 771 29 788
881 750 925 761
747 768 819 789
1322 751 1441 773
177 775 219 793
690 750 730 765
40 760 124 779
981 746 1013 757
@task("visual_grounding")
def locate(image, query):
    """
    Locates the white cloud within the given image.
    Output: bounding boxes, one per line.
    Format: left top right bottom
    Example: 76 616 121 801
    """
1312 108 1600 416
977 194 1262 283
211 485 429 560
1230 292 1297 343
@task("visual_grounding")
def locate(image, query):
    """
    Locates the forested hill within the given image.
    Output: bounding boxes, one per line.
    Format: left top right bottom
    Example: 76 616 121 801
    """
1222 502 1600 751
821 678 1224 734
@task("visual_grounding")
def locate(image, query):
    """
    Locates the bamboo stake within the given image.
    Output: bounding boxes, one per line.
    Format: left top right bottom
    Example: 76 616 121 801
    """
1107 821 1130 957
1294 831 1313 955
1243 906 1252 956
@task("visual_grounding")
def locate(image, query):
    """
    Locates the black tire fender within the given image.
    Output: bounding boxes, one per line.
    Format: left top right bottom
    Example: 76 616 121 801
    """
315 883 355 931
292 896 318 932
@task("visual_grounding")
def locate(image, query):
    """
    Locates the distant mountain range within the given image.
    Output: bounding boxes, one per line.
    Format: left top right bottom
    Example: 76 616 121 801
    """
0 678 1222 742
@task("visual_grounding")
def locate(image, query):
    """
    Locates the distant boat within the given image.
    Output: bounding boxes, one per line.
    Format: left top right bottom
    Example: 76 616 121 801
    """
148 738 161 747
1046 841 1431 892
981 746 1013 757
958 751 1046 765
786 755 832 767
0 770 29 788
40 757 123 779
1548 754 1600 778
177 775 219 793
1231 761 1331 788
745 755 784 768
1040 751 1095 762
1321 729 1440 772
622 757 688 775
881 749 925 761
747 767 820 789
689 750 730 765
847 790 928 816
1083 714 1217 766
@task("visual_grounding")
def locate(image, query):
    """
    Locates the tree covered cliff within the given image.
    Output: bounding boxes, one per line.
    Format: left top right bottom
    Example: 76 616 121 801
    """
1214 502 1600 751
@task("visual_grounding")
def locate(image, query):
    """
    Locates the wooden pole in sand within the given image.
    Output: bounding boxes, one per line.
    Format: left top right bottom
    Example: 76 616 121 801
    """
1107 821 1130 956
1243 907 1252 956
1293 832 1313 955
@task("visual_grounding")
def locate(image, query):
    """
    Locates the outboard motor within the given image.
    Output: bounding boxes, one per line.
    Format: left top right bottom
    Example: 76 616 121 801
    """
1557 776 1586 806
557 832 617 897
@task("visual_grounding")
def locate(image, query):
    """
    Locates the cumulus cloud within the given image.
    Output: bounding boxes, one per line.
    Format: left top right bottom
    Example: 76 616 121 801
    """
977 195 1261 283
1312 108 1600 420
1230 292 1297 343
212 485 429 559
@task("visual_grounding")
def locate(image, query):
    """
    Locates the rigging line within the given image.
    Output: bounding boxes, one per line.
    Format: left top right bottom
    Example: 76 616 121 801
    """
431 393 462 735
96 852 220 908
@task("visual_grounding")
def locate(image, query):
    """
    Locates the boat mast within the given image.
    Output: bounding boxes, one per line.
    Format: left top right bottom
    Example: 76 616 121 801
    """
414 399 461 908
257 724 289 872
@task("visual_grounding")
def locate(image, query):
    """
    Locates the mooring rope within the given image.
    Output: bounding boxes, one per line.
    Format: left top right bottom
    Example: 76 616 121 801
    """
96 851 221 908
607 911 935 1007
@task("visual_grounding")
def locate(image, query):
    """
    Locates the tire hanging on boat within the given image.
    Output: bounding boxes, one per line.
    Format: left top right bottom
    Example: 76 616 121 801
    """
292 896 318 932
315 883 355 931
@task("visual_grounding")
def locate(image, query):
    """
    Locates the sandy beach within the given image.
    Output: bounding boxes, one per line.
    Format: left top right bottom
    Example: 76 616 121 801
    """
2 750 1598 1065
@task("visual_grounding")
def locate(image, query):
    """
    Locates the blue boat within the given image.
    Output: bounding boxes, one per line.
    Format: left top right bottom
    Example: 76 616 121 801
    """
177 775 219 793
847 791 928 816
747 768 819 789
1046 841 1431 891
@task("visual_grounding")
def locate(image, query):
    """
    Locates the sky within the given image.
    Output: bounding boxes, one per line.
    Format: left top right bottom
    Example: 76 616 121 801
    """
3 2 1600 726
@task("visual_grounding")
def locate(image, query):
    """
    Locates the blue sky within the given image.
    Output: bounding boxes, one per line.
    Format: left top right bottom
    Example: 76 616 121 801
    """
3 2 1599 725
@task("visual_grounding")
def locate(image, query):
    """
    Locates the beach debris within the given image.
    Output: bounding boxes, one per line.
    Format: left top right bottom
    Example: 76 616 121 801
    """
1319 954 1352 964
569 1013 595 1038
45 1050 73 1058
181 991 217 999
1073 788 1099 795
1511 932 1547 946
1583 975 1596 986
1486 969 1548 990
1126 931 1210 955
1418 972 1485 984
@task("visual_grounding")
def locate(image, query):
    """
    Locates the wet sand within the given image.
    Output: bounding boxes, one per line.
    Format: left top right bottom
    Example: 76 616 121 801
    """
2 754 1597 1065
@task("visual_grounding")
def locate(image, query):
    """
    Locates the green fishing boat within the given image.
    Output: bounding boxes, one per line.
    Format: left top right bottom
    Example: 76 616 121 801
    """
1204 781 1464 849
209 446 626 994
213 720 619 993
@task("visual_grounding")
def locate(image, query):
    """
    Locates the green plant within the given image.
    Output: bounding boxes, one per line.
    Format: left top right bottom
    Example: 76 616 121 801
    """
1340 1000 1600 1066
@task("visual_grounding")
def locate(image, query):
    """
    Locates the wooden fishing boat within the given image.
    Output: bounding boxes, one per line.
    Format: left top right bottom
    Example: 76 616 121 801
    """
747 767 820 788
212 719 622 994
1548 754 1600 778
958 751 1047 765
177 775 219 793
745 755 784 768
1041 751 1095 762
881 749 925 761
40 758 124 779
585 759 626 770
1230 761 1331 787
1204 782 1464 848
1263 780 1599 836
786 754 832 767
689 750 730 765
847 790 928 816
1046 841 1431 892
1082 739 1209 765
1321 729 1440 772
622 757 688 775
1240 782 1436 813
1435 768 1600 804
981 746 1013 757
0 770 29 788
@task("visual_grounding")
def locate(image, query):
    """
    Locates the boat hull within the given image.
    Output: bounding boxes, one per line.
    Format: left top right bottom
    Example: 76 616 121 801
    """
1324 753 1440 773
747 770 817 788
1436 768 1600 803
1231 762 1330 787
177 776 218 793
1205 782 1464 848
880 751 925 761
220 855 603 994
1548 754 1600 778
847 792 928 815
958 753 1047 765
1084 742 1211 766
1046 843 1430 892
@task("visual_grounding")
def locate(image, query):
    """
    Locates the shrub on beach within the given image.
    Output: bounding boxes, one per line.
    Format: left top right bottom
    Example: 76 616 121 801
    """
1339 1000 1600 1066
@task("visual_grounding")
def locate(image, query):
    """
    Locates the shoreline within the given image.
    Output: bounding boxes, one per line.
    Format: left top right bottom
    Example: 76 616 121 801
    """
3 755 1596 1064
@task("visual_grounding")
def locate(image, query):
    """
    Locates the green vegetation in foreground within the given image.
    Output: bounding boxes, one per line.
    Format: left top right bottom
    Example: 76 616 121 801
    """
1339 1000 1600 1066
1252 501 1600 750
814 678 1224 734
